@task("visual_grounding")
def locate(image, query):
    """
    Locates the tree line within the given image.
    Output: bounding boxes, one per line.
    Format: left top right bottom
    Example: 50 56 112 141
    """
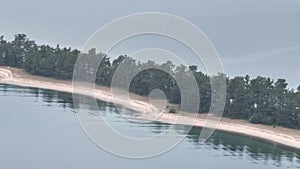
0 34 299 129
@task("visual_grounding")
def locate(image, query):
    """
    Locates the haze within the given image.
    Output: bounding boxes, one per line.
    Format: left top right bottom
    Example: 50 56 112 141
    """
1 0 300 88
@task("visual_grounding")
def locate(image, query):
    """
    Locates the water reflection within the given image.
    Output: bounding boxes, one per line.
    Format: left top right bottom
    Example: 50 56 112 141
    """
1 83 300 168
186 126 300 167
0 84 74 109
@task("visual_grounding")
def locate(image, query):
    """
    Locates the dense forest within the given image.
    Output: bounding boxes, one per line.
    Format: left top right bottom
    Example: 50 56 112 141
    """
0 34 299 129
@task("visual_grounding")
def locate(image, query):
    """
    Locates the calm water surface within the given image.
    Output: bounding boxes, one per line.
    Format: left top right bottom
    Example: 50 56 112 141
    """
0 84 299 169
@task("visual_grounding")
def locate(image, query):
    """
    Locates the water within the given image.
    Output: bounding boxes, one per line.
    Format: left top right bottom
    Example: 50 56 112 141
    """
0 84 299 169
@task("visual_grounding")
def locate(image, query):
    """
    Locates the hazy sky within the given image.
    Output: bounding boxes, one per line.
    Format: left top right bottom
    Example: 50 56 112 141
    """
1 0 300 88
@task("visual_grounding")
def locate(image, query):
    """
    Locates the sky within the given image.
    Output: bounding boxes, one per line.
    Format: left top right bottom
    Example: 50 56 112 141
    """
1 0 300 88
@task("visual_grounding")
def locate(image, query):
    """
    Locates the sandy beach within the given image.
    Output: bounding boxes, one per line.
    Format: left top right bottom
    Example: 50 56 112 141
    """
0 66 299 151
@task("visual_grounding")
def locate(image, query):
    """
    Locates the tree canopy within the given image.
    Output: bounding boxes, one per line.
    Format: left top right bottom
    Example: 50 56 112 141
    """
0 34 299 129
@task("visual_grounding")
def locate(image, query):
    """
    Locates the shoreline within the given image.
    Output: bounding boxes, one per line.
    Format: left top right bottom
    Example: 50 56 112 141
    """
0 66 300 151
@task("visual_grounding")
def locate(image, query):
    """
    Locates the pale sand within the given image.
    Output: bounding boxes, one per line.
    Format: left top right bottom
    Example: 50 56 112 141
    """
0 66 300 150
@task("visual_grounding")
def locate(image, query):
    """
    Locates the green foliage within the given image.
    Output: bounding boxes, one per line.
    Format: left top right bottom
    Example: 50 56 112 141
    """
0 34 300 129
169 108 176 114
249 112 264 124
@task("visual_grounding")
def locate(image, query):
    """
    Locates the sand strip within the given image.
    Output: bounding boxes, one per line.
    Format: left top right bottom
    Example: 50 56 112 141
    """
0 66 299 151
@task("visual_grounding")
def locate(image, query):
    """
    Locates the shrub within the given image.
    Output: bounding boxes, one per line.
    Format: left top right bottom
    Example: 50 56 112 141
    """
169 108 176 114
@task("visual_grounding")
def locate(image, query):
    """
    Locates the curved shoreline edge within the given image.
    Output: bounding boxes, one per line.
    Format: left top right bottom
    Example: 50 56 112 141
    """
0 66 300 151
